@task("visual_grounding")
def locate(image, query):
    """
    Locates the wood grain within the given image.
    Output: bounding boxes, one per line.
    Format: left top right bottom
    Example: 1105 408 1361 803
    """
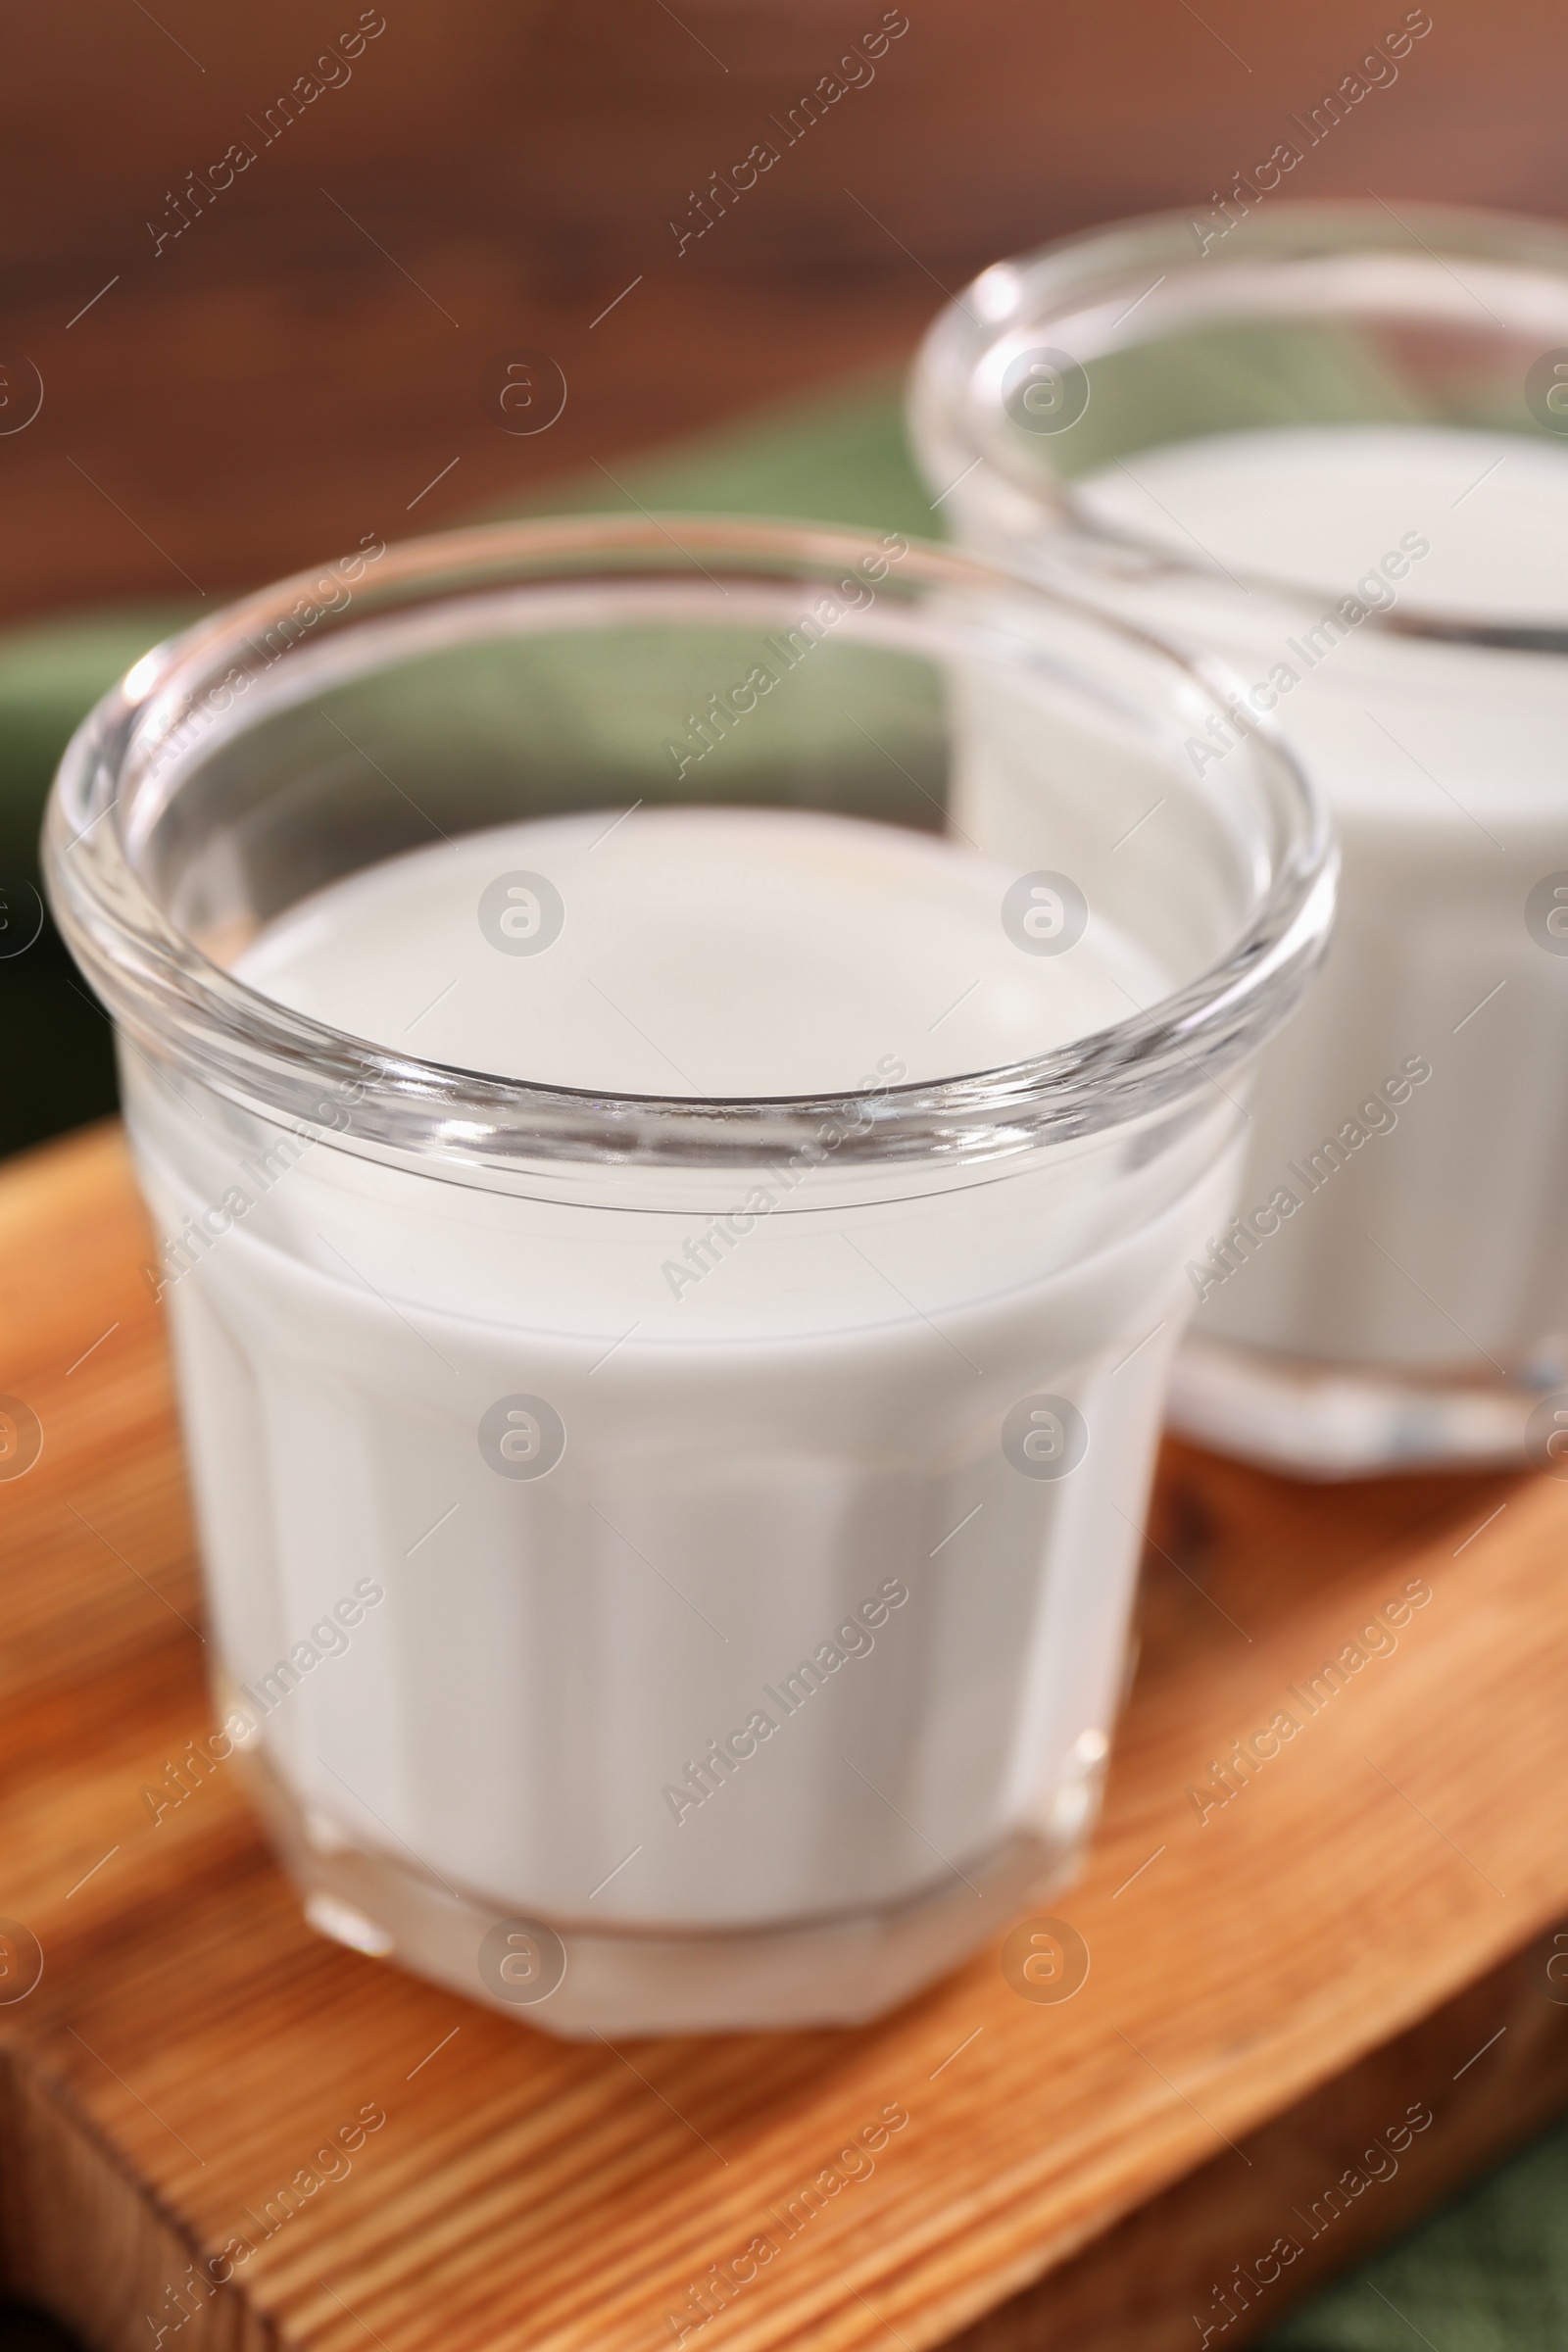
4 0 1567 623
1 1121 1566 2352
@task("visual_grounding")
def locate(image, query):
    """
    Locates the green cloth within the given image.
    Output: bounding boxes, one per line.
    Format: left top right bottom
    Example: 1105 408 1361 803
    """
500 366 932 533
0 606 199 1153
1262 2111 1568 2351
2 360 1567 2343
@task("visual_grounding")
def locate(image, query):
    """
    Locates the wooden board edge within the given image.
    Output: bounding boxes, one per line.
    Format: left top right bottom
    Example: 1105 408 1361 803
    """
5 1920 1564 2352
0 2038 275 2352
942 1917 1568 2352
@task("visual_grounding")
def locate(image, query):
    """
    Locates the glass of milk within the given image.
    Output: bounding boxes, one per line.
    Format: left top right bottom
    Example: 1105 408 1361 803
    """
912 200 1568 1477
45 514 1331 2034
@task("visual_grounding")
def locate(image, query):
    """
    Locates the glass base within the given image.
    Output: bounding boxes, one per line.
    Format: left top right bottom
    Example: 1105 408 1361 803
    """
1168 1330 1557 1480
230 1732 1091 2037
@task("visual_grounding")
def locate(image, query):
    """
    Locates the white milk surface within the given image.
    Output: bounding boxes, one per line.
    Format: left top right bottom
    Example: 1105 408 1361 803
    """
130 807 1239 1931
236 806 1169 1093
1078 423 1568 622
1071 425 1568 1369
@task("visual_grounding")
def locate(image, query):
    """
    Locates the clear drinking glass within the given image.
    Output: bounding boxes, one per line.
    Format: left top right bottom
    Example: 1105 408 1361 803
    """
45 515 1331 2034
911 200 1568 1477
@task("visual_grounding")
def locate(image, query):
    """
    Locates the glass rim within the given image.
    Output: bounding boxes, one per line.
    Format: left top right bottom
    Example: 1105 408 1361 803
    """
910 195 1568 650
42 511 1335 1177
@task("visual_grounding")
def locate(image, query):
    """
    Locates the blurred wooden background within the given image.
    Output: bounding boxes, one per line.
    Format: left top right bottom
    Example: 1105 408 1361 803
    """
1 0 1565 619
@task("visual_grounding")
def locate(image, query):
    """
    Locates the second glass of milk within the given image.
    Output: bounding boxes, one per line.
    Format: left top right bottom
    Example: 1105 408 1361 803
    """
46 515 1331 2034
913 200 1568 1477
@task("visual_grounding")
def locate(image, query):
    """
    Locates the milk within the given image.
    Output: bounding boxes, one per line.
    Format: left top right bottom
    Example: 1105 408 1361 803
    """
1056 424 1568 1383
233 806 1172 1095
122 806 1238 1966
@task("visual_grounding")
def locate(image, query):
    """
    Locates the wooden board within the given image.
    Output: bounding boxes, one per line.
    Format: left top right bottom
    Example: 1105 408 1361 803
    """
2 1121 1567 2352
